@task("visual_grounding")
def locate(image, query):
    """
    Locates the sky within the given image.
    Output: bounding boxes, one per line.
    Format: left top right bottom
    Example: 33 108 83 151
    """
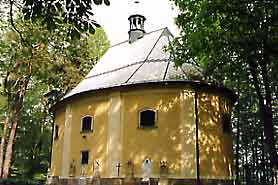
93 0 180 45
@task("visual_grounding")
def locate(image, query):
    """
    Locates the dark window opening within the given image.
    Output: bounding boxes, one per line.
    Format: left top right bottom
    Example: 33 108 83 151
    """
81 116 92 132
222 114 231 134
139 110 156 128
81 151 89 165
54 125 59 139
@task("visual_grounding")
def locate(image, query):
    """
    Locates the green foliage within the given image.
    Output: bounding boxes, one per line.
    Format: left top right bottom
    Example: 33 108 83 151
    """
0 178 44 185
10 83 51 179
0 0 111 40
171 0 277 81
171 0 278 184
0 17 109 178
0 18 109 97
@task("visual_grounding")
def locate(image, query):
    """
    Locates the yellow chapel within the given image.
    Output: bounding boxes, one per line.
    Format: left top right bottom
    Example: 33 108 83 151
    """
47 12 237 185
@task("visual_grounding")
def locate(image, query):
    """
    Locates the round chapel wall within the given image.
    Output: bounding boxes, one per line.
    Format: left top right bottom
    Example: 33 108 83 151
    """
50 83 235 183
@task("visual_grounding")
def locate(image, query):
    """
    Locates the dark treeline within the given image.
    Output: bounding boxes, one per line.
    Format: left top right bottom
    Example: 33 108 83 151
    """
171 0 278 184
232 70 278 185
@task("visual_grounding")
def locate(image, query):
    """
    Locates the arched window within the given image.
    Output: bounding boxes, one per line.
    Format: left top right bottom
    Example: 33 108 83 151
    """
139 109 156 128
81 116 93 132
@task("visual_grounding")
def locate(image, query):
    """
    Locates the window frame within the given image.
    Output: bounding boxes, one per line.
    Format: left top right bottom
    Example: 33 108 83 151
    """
138 108 157 129
80 150 89 165
80 115 93 133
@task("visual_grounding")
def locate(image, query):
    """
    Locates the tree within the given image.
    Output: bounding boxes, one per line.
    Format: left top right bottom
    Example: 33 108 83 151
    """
171 0 277 175
11 84 52 179
0 19 109 178
0 0 110 178
1 0 110 39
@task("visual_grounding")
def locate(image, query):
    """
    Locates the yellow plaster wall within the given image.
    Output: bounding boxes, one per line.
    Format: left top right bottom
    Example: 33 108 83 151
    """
198 92 234 179
180 90 197 178
50 86 234 180
51 107 66 176
69 94 109 177
121 88 196 178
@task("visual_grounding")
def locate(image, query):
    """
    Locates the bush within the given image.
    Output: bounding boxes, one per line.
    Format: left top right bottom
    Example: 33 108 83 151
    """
0 178 45 185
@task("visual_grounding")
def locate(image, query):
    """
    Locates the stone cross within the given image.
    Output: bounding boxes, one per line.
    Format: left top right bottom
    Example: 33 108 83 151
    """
116 162 122 177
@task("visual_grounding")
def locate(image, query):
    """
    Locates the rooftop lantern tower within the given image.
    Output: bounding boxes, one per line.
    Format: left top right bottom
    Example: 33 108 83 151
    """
128 1 146 43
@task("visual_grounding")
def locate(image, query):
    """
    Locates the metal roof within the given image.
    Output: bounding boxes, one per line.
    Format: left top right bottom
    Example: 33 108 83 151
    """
64 28 203 99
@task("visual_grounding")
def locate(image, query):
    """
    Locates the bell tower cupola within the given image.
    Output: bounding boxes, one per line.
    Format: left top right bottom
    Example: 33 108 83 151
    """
128 1 146 43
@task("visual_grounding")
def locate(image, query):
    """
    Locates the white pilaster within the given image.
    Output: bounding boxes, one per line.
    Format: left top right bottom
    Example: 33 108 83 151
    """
107 92 122 177
61 104 72 177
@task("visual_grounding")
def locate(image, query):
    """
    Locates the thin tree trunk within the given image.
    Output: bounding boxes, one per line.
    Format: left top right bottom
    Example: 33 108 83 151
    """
244 144 249 185
2 115 19 178
254 138 258 184
2 91 24 178
0 116 9 178
261 130 266 183
248 57 278 169
235 75 240 185
259 55 278 169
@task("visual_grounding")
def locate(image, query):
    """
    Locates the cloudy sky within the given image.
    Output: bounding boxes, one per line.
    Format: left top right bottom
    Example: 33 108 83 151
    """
93 0 179 45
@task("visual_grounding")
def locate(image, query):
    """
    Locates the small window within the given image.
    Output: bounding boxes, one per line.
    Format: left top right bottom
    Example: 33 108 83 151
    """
81 116 93 132
139 109 156 128
54 125 59 140
222 113 231 134
81 151 89 165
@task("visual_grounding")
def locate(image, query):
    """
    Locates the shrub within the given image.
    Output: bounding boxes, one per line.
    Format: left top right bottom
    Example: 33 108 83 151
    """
0 178 44 185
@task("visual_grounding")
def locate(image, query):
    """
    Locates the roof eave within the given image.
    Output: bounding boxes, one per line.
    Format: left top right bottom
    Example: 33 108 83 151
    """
51 80 237 112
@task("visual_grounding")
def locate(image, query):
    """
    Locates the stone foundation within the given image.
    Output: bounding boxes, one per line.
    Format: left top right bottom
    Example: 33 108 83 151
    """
46 177 234 185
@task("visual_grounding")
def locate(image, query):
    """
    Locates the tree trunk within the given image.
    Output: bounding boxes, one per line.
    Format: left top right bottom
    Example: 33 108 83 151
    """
261 129 266 183
259 55 278 169
254 138 258 184
0 116 9 178
248 57 278 169
2 115 19 178
2 92 23 179
235 76 240 185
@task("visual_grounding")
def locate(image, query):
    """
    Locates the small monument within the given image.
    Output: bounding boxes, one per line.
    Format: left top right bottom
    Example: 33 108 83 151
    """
126 160 134 177
159 160 168 177
92 160 101 185
46 168 58 185
69 160 76 185
141 158 152 184
69 159 76 177
116 162 122 177
93 160 101 178
79 164 87 185
80 164 87 177
124 160 136 185
158 161 169 185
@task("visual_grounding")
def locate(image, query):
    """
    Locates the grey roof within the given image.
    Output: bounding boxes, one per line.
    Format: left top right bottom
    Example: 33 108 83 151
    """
64 28 203 99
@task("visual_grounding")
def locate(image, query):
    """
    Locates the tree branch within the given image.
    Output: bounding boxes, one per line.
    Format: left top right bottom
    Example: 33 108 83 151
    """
9 0 28 47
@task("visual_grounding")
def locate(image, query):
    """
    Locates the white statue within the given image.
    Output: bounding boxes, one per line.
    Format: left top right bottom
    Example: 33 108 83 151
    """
93 160 101 178
92 160 101 185
141 158 152 182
